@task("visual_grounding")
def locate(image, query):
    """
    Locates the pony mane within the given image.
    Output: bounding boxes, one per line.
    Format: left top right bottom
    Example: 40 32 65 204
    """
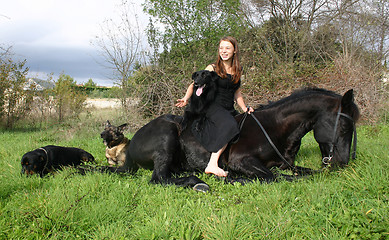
256 87 339 110
256 87 359 121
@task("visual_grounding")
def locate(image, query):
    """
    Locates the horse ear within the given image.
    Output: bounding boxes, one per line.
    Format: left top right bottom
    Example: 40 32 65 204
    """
341 89 354 108
117 123 129 132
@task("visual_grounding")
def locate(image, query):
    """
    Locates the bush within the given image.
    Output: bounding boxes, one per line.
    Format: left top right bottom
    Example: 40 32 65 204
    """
0 58 31 129
51 74 87 122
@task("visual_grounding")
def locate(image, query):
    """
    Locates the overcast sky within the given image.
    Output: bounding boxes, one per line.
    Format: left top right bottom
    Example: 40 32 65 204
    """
1 0 146 86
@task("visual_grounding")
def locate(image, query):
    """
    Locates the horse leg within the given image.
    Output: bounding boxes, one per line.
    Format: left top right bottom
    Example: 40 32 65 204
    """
150 152 210 192
228 156 277 183
283 139 318 175
166 175 210 192
152 172 210 192
293 166 321 175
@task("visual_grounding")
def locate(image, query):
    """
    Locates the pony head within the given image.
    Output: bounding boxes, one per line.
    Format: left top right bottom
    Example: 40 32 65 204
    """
313 89 360 168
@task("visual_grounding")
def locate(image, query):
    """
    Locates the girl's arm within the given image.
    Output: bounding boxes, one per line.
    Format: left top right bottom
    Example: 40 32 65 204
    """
235 89 254 113
175 83 194 107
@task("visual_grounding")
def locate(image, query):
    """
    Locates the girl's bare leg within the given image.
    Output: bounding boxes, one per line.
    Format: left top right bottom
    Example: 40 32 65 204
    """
205 144 227 177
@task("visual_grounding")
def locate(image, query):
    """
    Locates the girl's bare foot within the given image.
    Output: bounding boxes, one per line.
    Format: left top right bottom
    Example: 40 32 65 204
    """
205 165 227 177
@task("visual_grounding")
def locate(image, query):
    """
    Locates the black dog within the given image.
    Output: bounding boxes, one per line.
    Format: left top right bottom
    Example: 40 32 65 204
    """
181 70 219 131
187 70 218 115
21 145 95 177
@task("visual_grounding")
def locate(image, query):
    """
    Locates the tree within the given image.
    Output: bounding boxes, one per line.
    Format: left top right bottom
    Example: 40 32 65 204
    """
84 78 97 88
0 46 31 129
239 0 353 65
52 74 87 122
93 0 144 110
327 0 389 70
135 0 247 116
144 0 244 53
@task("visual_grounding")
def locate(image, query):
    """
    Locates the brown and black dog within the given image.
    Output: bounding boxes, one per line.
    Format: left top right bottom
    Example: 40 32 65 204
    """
100 120 130 166
21 145 95 177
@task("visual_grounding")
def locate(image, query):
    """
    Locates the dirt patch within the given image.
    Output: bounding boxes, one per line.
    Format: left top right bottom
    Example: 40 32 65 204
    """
86 98 121 109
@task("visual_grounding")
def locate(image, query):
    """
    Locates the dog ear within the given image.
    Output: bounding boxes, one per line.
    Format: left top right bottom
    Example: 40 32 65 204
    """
210 71 219 81
192 71 199 80
105 120 111 129
117 123 129 133
33 150 46 163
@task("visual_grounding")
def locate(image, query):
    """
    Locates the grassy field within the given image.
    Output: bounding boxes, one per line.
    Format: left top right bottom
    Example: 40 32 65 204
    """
0 109 388 239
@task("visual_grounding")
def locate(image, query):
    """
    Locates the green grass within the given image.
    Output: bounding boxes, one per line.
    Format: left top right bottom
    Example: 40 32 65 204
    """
0 111 388 239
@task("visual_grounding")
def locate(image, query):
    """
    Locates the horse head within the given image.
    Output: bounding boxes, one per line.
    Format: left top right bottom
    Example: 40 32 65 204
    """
313 89 360 168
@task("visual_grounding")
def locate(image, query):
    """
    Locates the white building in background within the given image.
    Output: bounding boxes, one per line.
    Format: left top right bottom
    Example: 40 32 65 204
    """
23 78 55 91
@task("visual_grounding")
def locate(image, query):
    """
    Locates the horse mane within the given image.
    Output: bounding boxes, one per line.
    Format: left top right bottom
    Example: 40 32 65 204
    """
255 87 336 109
255 87 360 121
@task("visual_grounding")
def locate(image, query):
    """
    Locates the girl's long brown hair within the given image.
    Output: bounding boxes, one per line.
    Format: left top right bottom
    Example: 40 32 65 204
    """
214 36 242 84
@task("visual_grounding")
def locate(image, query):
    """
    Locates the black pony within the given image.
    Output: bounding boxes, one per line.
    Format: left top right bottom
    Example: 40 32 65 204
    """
113 70 359 191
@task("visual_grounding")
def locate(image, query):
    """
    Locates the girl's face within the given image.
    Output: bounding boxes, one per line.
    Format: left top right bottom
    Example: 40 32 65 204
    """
219 40 235 61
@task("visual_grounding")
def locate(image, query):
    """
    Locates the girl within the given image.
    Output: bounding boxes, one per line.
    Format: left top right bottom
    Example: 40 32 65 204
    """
176 36 253 177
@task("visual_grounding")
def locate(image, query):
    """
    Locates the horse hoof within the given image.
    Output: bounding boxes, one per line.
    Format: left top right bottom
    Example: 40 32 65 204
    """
193 183 209 193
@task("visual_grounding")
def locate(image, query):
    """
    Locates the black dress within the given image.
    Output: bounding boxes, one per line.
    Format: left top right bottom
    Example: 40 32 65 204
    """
191 74 241 152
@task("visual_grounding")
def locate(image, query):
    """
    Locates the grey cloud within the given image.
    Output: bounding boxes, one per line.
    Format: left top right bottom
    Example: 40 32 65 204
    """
13 43 113 84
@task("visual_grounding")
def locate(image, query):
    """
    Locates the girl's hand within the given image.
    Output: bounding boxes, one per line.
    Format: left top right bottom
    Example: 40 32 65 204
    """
175 98 188 107
246 106 254 114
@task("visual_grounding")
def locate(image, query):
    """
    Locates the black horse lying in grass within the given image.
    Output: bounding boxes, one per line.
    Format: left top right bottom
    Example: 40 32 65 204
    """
107 70 359 192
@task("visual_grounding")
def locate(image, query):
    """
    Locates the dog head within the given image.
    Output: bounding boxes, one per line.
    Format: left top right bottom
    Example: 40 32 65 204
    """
80 151 96 163
101 120 129 148
190 70 219 114
21 149 48 177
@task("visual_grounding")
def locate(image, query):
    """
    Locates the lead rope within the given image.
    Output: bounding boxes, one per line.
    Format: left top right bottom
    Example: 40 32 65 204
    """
239 107 294 170
323 106 342 165
249 113 294 170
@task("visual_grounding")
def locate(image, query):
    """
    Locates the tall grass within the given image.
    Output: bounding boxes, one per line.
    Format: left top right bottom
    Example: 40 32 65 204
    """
0 110 388 239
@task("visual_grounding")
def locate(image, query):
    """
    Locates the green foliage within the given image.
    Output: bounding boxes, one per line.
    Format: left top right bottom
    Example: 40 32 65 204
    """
75 85 116 99
51 74 87 122
138 0 249 118
135 0 387 121
80 79 118 98
0 114 388 239
143 0 244 50
84 87 118 99
0 57 31 129
143 0 246 71
83 78 97 88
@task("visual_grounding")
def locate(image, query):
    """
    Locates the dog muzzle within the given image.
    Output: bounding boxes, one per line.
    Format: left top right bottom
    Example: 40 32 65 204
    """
195 84 206 96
